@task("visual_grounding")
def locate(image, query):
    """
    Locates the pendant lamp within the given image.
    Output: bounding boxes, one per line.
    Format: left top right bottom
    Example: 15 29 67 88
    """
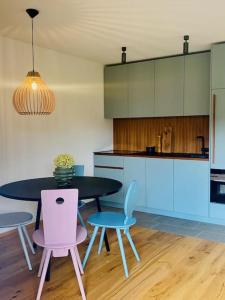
13 8 55 115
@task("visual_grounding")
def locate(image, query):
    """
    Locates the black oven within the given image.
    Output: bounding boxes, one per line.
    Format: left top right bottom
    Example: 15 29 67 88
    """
211 169 225 204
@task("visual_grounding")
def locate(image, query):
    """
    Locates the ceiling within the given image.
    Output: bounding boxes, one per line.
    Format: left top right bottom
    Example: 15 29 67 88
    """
1 0 225 64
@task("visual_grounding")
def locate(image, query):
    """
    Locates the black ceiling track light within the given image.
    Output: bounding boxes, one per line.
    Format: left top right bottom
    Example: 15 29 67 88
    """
183 35 189 54
121 47 127 64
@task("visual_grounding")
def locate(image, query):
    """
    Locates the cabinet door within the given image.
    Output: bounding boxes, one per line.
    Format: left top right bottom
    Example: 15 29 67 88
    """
104 65 128 118
155 56 184 117
211 90 225 169
184 53 210 116
174 160 209 217
211 43 225 89
128 61 155 117
94 167 124 204
124 157 146 208
210 203 225 220
146 158 174 211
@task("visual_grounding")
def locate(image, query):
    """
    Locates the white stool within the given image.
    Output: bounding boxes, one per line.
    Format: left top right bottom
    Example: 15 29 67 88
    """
0 212 35 270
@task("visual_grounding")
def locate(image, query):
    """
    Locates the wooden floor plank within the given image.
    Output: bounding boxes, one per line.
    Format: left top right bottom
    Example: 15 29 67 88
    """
1 225 225 300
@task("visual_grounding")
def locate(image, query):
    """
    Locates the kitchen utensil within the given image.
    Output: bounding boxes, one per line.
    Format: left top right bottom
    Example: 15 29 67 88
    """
162 127 172 153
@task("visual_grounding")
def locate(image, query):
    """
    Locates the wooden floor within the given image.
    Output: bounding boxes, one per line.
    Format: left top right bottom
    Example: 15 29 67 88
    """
1 225 225 300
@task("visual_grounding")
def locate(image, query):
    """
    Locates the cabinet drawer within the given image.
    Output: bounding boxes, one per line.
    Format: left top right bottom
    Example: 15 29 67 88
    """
94 155 124 168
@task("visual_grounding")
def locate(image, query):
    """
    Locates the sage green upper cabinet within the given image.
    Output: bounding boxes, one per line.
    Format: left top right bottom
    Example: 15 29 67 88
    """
211 43 225 89
128 61 155 117
155 56 184 117
184 53 210 115
104 53 210 118
104 65 128 118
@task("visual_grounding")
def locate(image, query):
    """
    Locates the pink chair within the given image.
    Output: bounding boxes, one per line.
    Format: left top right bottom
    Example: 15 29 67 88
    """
32 189 87 300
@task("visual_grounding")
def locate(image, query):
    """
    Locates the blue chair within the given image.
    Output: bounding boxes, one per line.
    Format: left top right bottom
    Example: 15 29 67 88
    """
73 165 84 177
0 212 35 271
82 180 140 278
73 165 86 229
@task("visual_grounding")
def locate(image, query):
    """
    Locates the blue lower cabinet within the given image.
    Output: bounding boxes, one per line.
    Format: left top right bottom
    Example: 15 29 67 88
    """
210 203 225 220
174 160 209 217
94 155 211 222
124 157 146 208
146 158 174 211
94 166 124 204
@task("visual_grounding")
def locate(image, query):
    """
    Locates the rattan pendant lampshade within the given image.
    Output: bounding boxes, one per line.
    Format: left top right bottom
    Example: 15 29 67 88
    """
13 9 55 115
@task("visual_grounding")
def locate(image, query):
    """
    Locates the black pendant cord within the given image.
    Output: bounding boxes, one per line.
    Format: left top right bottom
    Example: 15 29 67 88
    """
32 18 35 72
26 8 39 73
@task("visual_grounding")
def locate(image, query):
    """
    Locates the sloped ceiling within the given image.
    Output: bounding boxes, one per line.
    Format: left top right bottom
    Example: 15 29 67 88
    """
0 0 225 64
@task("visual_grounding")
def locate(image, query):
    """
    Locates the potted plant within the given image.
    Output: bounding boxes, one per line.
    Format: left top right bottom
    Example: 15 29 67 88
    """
53 154 75 187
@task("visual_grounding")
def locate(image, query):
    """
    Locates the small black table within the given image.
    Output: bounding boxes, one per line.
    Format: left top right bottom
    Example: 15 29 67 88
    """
0 176 122 279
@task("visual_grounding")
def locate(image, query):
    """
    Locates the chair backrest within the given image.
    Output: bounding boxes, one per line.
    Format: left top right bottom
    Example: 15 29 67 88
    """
41 189 78 246
73 165 84 176
124 180 137 224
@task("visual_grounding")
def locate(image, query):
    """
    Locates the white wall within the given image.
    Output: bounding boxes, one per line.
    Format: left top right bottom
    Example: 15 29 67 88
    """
0 36 112 232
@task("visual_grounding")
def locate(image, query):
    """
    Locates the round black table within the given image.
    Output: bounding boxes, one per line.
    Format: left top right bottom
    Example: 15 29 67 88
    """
0 176 122 202
0 176 122 280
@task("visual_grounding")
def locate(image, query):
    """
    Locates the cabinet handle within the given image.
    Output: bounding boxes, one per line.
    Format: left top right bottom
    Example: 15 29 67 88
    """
94 165 124 170
212 94 216 164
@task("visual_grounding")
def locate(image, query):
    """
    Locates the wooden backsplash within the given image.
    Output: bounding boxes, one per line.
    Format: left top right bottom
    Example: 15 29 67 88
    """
113 116 209 153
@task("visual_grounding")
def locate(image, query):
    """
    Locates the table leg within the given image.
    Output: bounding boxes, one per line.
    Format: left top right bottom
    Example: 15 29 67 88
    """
95 197 110 252
33 201 42 249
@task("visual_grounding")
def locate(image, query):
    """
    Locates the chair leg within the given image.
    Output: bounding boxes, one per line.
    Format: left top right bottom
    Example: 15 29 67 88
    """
22 225 35 255
36 250 51 300
78 210 86 229
98 227 106 255
70 248 86 300
126 230 140 262
38 248 47 277
116 228 129 278
78 210 90 237
75 246 84 275
17 226 32 271
82 226 99 269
